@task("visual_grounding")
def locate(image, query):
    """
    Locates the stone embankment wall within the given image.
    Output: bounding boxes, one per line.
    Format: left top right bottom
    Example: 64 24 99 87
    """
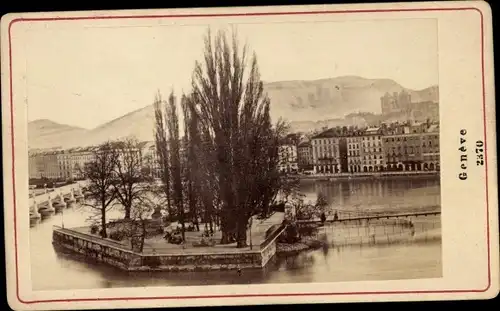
53 225 285 272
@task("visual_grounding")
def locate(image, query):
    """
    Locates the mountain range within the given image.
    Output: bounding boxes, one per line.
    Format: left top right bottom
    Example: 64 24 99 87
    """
28 76 439 150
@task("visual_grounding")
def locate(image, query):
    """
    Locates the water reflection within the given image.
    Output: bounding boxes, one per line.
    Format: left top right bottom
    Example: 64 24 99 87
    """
30 177 441 291
300 176 440 212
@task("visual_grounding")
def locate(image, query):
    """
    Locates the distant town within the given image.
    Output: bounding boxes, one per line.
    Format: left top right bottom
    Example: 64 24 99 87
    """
29 90 440 184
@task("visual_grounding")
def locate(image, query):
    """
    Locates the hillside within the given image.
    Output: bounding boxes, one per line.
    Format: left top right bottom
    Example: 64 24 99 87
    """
28 76 439 149
28 119 88 149
265 76 438 124
72 105 157 148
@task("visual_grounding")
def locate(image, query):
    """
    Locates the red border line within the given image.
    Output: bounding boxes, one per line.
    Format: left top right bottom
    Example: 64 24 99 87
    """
8 6 491 305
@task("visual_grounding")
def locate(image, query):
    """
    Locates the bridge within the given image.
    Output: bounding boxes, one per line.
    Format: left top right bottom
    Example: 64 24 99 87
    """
296 210 441 225
29 181 89 204
29 181 89 218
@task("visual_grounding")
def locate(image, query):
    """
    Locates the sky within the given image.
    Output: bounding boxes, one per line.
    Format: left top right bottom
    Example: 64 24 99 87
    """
21 17 438 129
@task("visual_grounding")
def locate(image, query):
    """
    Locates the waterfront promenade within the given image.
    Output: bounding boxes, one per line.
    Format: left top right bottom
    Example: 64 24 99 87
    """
296 170 439 180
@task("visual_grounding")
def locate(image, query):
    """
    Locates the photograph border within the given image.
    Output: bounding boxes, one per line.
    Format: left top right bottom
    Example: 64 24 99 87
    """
5 4 492 305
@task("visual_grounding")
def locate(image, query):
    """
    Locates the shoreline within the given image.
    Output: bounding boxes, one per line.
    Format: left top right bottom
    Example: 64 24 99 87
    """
293 172 439 181
276 236 325 255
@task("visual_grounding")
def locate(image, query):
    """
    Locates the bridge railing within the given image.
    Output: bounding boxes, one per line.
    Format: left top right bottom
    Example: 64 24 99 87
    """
333 207 441 219
309 219 441 243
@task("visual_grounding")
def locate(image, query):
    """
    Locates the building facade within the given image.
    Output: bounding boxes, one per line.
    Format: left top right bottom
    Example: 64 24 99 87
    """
311 129 341 174
421 124 440 171
382 121 439 171
360 127 385 172
310 121 440 174
278 144 298 173
346 134 363 173
29 151 61 179
297 140 313 171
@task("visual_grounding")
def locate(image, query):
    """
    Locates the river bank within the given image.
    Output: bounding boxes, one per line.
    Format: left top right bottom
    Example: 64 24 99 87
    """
31 177 442 290
294 171 439 181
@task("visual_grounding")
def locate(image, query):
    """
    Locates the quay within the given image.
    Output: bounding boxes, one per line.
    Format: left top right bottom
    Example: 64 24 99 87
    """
52 212 287 272
295 171 439 180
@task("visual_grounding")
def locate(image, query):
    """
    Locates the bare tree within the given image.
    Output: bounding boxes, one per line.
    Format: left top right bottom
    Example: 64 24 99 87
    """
128 196 157 253
112 137 149 220
82 142 119 238
154 92 173 219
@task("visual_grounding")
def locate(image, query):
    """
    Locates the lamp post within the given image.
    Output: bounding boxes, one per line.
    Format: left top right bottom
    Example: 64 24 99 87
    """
61 204 65 228
249 216 253 250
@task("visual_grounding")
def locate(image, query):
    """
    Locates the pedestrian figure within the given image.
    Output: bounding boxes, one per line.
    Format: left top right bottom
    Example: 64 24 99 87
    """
320 212 326 223
334 211 339 221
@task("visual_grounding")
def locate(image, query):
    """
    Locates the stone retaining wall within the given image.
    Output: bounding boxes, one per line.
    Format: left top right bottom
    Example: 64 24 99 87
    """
52 226 285 272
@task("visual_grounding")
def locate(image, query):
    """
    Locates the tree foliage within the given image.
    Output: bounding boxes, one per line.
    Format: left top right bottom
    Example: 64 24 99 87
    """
188 29 287 247
166 92 186 242
154 92 173 217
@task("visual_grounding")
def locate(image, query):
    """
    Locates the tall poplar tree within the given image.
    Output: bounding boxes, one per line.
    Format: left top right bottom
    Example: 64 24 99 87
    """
190 29 285 247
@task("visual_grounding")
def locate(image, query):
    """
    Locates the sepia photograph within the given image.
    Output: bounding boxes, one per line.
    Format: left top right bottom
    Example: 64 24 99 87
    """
2 1 498 309
27 15 442 291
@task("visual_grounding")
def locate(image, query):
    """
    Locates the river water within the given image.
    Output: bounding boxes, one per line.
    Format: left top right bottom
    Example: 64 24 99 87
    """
29 176 442 291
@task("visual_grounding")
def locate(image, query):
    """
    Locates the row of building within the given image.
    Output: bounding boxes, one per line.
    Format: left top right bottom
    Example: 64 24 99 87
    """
28 142 160 181
29 120 440 181
278 120 440 174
